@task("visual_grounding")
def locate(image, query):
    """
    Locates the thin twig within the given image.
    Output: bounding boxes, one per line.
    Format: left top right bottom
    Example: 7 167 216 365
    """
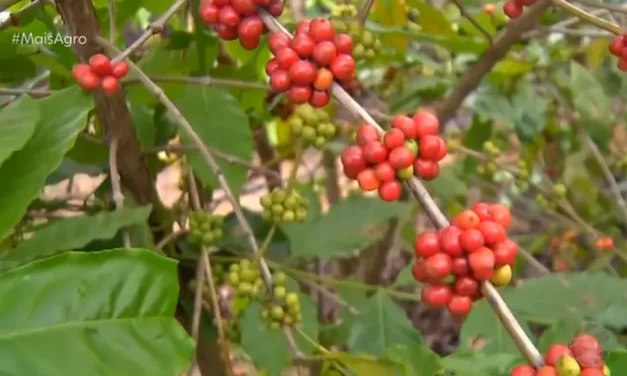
523 8 609 38
358 0 375 24
109 138 131 248
187 244 207 376
552 0 622 34
573 0 627 15
111 0 187 62
300 277 358 315
126 75 268 90
530 26 612 37
585 136 627 227
0 0 43 29
450 0 493 44
97 36 303 357
108 0 115 42
257 8 543 367
187 170 234 376
156 229 188 250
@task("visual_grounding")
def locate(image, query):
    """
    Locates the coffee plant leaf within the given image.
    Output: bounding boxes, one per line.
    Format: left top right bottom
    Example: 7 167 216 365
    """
2 205 152 271
324 352 400 375
459 298 534 355
384 344 443 376
406 0 456 37
0 249 194 375
0 95 39 168
0 86 92 241
347 290 423 356
176 86 253 199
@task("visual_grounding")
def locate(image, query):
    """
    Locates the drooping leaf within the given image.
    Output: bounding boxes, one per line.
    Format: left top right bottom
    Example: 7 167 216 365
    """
406 0 456 36
459 298 534 355
0 249 194 375
1 206 152 270
175 86 253 199
385 344 442 376
285 195 410 259
0 87 92 241
0 95 39 167
347 290 423 355
241 293 318 375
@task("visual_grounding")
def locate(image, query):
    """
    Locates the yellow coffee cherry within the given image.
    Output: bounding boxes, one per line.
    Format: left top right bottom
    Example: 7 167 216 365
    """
490 265 512 286
556 355 581 376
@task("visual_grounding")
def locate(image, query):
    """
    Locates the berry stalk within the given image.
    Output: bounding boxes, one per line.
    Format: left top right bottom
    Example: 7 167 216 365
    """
257 7 543 367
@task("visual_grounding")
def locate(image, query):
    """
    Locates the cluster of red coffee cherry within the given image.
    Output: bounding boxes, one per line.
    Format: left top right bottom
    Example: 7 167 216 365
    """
608 34 627 72
198 0 284 50
265 18 356 108
340 111 446 202
503 0 537 19
72 54 128 94
413 203 517 317
511 334 610 376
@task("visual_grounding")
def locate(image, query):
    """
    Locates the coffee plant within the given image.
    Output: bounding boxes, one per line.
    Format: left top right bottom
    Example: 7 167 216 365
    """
1 0 627 375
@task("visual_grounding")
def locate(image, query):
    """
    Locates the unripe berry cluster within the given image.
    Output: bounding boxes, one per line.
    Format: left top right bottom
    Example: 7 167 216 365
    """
260 271 302 330
224 259 265 298
503 0 537 19
510 334 610 376
188 210 225 246
259 187 308 223
413 203 517 317
287 104 336 148
265 18 356 108
198 0 284 50
609 34 627 72
340 111 446 202
330 5 382 62
72 54 128 94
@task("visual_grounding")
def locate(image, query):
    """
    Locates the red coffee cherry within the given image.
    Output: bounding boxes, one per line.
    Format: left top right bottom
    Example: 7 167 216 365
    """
471 202 493 222
88 53 112 75
374 162 396 183
454 276 479 297
269 69 291 92
288 60 317 85
440 226 464 257
288 85 312 104
424 252 453 280
412 260 430 282
451 257 470 276
460 228 485 253
199 3 220 24
503 0 523 19
309 90 330 108
215 24 238 40
510 365 537 376
312 41 338 66
477 221 506 244
388 146 415 169
295 19 310 35
269 33 291 54
101 76 118 94
238 15 264 40
291 34 316 57
492 239 518 266
421 283 453 308
78 71 100 91
383 128 406 149
414 159 440 180
378 180 402 201
231 0 257 16
363 140 389 165
330 54 356 82
454 210 481 230
218 6 241 27
214 0 231 6
111 61 129 79
468 247 496 280
72 63 91 80
265 58 279 75
414 231 441 258
392 115 417 139
357 168 380 191
419 135 443 161
333 34 353 54
313 68 334 90
267 0 284 17
609 35 624 56
308 18 336 42
413 111 439 137
544 344 572 366
447 295 472 316
341 145 367 172
356 124 380 146
491 203 512 229
276 47 299 69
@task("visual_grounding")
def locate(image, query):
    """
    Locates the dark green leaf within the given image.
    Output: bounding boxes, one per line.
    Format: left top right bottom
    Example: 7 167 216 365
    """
2 206 152 270
130 104 157 148
385 344 442 376
570 61 610 120
0 87 92 241
0 249 194 375
285 195 410 259
176 86 253 199
606 349 627 374
0 96 39 167
442 351 520 376
347 290 423 355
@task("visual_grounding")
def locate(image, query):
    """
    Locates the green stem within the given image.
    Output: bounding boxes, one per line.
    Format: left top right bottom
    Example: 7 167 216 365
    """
285 142 304 193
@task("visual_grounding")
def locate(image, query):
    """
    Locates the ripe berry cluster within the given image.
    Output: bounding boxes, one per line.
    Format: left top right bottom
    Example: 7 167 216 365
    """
510 334 610 376
265 18 356 108
223 259 264 298
413 203 517 317
608 34 627 71
330 5 382 62
72 54 128 94
594 236 614 250
188 210 225 246
503 0 537 19
259 187 308 223
198 0 284 50
260 271 302 330
287 103 336 148
340 111 446 202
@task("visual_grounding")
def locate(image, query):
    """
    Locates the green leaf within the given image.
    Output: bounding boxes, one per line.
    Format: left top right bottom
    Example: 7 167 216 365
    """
176 86 253 199
370 0 410 52
406 0 455 36
129 103 157 148
394 264 415 286
606 349 627 373
459 299 534 355
0 249 194 375
425 164 468 200
385 344 442 376
324 352 401 375
347 290 423 355
127 47 188 105
367 24 487 54
285 196 410 259
241 294 318 375
442 351 520 376
570 61 610 120
511 83 548 141
0 96 39 167
0 87 92 241
2 206 152 270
